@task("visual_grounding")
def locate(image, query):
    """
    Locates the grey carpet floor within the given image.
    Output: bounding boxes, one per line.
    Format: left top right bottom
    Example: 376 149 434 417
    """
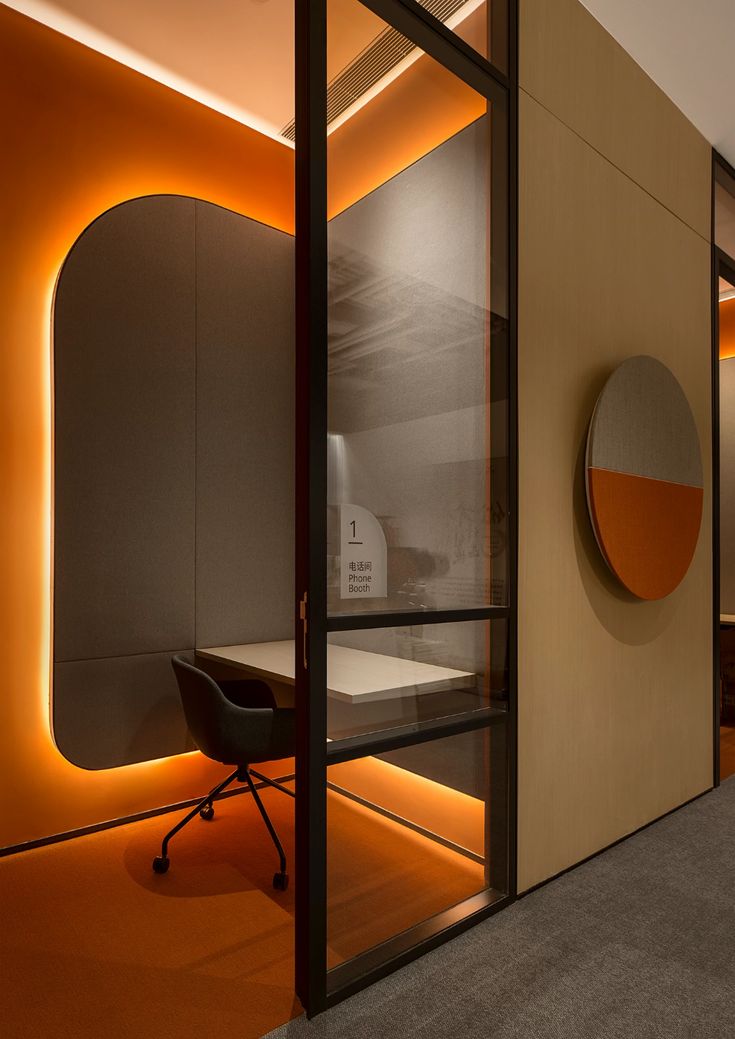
264 780 735 1039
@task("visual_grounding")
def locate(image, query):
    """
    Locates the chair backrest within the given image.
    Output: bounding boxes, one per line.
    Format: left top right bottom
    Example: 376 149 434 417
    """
171 654 295 766
171 655 230 761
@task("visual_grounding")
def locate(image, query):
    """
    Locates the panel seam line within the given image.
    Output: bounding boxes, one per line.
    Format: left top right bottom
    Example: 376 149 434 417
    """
587 465 704 490
519 85 711 246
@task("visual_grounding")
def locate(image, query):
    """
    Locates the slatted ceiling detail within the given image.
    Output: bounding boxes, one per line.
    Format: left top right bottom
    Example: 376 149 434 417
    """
326 30 414 124
280 0 469 141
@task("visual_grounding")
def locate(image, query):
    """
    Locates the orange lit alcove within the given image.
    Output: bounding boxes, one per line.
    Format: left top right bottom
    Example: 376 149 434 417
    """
1 0 488 845
1 4 497 1035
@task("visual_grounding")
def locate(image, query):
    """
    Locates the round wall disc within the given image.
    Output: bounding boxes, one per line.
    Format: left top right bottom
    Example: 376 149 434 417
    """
585 355 703 600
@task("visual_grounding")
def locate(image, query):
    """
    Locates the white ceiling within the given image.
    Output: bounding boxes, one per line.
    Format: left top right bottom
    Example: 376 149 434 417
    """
581 0 735 169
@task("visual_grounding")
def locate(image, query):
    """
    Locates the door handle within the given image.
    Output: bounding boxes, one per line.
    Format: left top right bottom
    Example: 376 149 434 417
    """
299 591 308 670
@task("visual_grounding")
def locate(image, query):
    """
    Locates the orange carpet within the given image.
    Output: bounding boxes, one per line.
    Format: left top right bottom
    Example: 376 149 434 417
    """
0 779 486 1037
0 786 300 1039
327 792 484 966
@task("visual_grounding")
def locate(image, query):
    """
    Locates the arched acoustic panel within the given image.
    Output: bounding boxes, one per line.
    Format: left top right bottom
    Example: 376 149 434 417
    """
585 355 703 601
54 196 294 769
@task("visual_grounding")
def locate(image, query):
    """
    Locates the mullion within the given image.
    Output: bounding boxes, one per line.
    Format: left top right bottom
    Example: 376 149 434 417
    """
295 0 329 1016
327 606 509 630
301 0 518 1016
326 707 506 763
358 0 510 100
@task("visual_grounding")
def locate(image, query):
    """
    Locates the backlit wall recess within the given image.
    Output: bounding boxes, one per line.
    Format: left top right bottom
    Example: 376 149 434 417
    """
585 355 703 600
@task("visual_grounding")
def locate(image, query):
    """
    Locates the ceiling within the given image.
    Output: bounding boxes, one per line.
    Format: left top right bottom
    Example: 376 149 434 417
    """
581 0 735 169
4 0 386 144
7 0 735 165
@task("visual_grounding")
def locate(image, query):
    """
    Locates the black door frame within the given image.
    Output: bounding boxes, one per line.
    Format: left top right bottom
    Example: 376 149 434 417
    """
295 0 519 1015
712 149 735 788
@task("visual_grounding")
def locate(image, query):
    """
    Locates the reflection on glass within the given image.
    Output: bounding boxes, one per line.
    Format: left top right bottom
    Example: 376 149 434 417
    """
326 620 507 741
326 724 507 968
326 0 509 618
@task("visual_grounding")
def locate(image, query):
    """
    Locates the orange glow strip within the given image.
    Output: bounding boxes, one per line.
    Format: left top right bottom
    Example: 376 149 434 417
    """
329 752 486 856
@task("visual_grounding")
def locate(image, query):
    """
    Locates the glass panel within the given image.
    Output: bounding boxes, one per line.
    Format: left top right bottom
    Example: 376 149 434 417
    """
412 0 497 65
318 0 511 998
326 619 507 741
716 162 735 262
720 271 735 778
326 723 507 968
721 274 735 363
326 0 509 619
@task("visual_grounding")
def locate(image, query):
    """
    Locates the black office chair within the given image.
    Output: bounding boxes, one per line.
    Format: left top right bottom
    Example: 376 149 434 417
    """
152 654 296 890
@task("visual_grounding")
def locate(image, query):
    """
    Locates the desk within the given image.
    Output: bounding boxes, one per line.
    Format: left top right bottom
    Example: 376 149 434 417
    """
196 640 475 704
721 615 735 627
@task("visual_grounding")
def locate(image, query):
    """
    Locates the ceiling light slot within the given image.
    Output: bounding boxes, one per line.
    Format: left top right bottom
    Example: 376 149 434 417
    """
281 0 470 142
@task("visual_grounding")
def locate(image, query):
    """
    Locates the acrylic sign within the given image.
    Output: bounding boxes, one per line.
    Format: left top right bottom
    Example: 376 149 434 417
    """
340 504 387 599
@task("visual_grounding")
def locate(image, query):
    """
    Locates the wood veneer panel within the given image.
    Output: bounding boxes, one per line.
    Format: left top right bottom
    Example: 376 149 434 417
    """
520 0 711 239
517 90 712 891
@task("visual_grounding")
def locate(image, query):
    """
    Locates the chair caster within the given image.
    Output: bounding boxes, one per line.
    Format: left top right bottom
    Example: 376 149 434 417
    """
273 871 289 891
199 804 215 821
152 856 170 874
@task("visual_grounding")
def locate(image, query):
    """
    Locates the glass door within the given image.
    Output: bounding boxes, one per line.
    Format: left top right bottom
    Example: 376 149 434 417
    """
714 153 735 784
295 0 515 1014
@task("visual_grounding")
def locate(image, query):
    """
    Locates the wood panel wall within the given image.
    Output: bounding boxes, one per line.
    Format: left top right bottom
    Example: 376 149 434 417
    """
517 0 713 890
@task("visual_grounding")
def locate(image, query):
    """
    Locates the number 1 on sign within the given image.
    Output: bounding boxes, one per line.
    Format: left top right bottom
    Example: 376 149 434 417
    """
340 503 387 599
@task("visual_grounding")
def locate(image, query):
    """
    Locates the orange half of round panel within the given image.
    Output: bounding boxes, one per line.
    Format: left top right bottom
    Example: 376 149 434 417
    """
585 356 703 600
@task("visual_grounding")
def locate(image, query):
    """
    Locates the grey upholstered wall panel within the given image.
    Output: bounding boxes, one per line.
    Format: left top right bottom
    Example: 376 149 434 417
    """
195 201 294 647
54 196 197 662
721 358 735 614
53 196 294 769
53 652 194 770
